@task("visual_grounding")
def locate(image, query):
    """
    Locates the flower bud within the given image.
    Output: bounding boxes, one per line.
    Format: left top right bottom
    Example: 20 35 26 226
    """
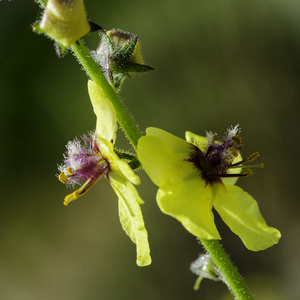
38 0 90 47
107 30 145 65
91 29 153 90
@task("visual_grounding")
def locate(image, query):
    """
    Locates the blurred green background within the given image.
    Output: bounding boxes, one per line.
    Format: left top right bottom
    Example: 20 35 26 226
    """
1 0 299 299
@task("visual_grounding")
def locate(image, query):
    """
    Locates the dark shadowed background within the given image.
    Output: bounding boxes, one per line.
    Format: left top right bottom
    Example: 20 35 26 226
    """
1 1 299 299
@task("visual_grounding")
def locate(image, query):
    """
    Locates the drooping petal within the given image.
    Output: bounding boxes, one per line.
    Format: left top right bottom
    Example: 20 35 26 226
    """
157 178 221 240
109 173 151 266
137 128 195 187
88 80 118 143
213 184 281 251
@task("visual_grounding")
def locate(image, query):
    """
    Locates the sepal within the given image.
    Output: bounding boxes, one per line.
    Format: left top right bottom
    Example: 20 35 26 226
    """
54 42 69 58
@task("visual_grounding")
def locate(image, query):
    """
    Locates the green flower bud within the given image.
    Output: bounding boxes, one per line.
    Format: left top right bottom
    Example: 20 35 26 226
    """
91 29 153 90
38 0 90 47
107 30 145 65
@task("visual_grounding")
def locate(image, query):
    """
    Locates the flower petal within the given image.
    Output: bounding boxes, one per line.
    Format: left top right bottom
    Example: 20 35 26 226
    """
146 127 190 150
157 178 221 240
109 173 151 266
137 128 195 186
185 131 208 150
88 80 118 143
98 137 141 186
213 184 281 251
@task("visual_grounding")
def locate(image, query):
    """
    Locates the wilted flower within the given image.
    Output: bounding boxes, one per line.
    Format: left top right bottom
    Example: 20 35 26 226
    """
137 126 281 251
58 80 151 266
58 131 109 202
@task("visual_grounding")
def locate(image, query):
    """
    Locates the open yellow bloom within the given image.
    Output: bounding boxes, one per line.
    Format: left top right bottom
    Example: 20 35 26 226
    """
137 127 281 251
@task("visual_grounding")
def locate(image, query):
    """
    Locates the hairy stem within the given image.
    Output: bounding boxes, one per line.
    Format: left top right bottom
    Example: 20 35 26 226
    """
36 0 46 8
70 40 142 150
199 239 255 300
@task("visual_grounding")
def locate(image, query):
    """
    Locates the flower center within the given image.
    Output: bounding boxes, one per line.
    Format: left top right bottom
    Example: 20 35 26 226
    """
187 133 262 185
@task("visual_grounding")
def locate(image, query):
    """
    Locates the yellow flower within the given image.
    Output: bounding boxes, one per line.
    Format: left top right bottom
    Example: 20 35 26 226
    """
137 127 281 251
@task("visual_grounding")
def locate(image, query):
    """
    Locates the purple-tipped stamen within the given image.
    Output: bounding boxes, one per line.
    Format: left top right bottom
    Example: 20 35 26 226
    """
187 125 260 184
58 131 110 188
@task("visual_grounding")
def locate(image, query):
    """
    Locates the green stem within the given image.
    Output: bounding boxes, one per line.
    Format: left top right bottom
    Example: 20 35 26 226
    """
199 239 255 300
70 40 142 150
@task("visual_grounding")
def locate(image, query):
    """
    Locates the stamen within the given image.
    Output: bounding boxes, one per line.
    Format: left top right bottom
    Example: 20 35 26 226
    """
231 135 241 145
211 134 218 143
231 152 260 167
226 152 262 178
71 156 105 172
240 168 254 176
188 127 262 184
67 167 73 174
230 163 264 169
228 146 239 157
59 167 74 184
205 131 217 144
64 189 85 206
227 124 240 138
64 178 92 206
63 164 110 206
69 153 100 157
221 168 253 178
59 172 68 184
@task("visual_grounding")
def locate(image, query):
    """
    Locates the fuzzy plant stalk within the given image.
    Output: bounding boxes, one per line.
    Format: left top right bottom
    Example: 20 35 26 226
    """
200 239 254 299
70 40 142 150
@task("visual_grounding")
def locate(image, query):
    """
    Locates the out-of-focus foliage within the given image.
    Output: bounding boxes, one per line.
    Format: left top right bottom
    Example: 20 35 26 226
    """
0 0 299 299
